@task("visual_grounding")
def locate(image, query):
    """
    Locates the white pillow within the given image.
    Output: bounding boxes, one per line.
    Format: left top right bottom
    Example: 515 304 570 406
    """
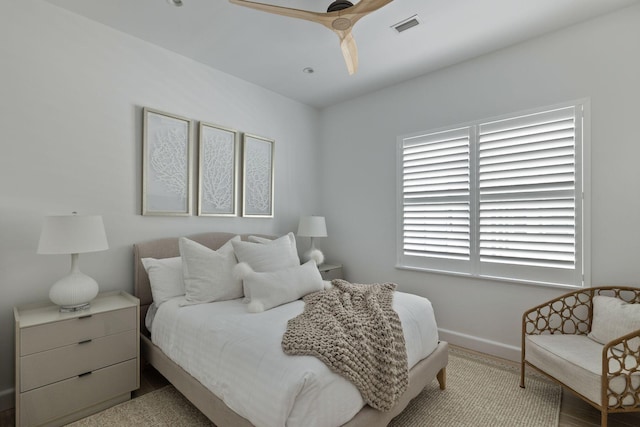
248 233 299 265
232 232 300 272
141 257 185 307
588 295 640 351
243 260 324 313
179 236 243 305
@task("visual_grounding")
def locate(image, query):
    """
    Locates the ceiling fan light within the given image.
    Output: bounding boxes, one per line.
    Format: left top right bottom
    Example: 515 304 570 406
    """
167 0 183 7
332 17 352 31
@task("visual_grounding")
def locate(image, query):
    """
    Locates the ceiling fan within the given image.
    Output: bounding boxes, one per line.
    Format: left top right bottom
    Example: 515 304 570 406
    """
229 0 394 75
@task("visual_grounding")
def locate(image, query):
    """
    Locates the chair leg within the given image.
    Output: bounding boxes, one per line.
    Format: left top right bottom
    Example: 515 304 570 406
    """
601 409 607 427
520 362 525 388
437 367 446 390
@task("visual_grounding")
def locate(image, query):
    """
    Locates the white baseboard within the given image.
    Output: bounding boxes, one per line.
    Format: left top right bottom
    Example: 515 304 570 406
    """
0 387 14 412
438 328 521 362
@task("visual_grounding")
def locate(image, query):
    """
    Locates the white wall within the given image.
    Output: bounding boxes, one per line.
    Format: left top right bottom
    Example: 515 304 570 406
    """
320 4 640 360
0 0 321 408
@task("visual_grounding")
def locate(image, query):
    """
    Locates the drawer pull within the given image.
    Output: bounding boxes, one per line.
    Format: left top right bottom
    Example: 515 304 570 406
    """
78 315 93 320
78 371 92 378
78 339 92 345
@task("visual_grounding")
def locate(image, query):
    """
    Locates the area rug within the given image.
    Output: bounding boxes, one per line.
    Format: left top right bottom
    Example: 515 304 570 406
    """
388 346 561 426
69 347 561 427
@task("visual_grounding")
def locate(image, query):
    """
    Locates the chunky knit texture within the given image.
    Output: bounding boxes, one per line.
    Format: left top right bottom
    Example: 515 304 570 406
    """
282 279 408 411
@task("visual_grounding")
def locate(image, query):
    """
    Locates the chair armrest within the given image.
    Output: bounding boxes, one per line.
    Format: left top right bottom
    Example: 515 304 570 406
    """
602 328 640 409
522 289 592 336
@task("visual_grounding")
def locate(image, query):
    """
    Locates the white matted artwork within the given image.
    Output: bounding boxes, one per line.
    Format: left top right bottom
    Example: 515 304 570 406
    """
198 122 239 216
142 108 193 216
242 134 274 217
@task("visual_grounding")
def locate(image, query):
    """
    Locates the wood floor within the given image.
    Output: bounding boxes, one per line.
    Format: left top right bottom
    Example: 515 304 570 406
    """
2 359 640 426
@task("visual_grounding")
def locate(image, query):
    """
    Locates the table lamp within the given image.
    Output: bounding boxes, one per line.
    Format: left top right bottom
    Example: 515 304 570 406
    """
37 213 108 312
297 215 327 265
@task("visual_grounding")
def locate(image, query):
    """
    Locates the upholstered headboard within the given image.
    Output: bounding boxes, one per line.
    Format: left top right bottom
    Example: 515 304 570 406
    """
133 232 271 337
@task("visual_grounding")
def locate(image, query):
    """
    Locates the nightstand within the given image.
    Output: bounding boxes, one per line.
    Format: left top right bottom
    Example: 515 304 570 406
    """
318 263 343 280
14 291 139 427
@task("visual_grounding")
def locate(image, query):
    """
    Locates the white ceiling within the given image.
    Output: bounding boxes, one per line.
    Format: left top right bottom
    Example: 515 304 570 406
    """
44 0 639 108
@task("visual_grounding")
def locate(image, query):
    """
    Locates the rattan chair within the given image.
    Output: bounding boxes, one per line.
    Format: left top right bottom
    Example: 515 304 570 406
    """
521 286 640 427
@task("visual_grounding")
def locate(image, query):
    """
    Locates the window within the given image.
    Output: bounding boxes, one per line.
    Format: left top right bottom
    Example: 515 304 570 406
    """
397 101 589 288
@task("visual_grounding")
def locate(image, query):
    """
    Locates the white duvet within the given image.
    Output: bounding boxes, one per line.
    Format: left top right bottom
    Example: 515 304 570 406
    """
151 291 439 427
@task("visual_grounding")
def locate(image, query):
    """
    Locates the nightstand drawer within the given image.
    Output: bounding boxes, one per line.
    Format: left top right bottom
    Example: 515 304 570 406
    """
20 306 136 355
19 358 137 427
20 329 137 392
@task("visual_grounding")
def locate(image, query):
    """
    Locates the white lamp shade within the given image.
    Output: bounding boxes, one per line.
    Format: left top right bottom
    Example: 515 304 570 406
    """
38 215 108 254
297 216 327 238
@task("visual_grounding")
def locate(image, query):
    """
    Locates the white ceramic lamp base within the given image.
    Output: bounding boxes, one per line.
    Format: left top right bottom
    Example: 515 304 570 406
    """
49 254 99 312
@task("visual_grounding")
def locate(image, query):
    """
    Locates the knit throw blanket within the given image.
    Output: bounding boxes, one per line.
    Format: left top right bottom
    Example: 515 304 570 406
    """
282 279 408 411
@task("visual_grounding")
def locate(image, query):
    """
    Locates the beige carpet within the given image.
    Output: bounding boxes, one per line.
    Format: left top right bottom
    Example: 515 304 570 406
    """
388 347 560 426
69 347 560 427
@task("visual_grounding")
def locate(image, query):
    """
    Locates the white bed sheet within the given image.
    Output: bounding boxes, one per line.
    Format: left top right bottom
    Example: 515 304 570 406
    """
151 291 439 427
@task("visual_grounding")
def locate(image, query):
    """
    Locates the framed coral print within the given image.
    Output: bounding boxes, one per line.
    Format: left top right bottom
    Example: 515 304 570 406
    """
142 107 193 216
242 134 274 217
198 122 239 216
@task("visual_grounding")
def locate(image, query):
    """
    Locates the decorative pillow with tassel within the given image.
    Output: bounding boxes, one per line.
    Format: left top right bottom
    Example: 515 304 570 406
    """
235 260 324 312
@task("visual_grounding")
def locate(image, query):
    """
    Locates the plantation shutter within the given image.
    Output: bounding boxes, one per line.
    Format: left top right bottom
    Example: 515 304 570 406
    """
401 127 471 262
398 101 585 286
477 107 577 269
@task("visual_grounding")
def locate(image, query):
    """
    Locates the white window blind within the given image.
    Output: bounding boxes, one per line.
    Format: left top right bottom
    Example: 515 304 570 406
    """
478 107 576 269
398 102 587 287
400 127 473 273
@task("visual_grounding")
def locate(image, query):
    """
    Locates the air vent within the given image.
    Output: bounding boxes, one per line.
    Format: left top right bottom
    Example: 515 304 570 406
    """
392 15 420 33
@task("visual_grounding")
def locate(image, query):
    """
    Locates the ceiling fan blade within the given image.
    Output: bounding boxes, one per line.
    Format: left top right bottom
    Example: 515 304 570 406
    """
229 0 327 25
339 30 358 75
229 0 390 75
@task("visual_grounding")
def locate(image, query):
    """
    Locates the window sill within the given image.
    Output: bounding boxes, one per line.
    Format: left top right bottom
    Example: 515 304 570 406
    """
395 264 583 291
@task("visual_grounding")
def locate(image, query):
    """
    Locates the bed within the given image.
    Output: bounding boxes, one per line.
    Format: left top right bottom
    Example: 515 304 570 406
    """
133 232 448 427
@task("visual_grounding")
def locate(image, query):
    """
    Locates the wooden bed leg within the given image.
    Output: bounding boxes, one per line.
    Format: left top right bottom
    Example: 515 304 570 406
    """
520 362 525 388
437 368 446 390
601 410 607 427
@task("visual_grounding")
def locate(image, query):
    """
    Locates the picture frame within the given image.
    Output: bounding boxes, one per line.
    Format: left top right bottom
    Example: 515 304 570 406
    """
142 107 193 216
241 134 275 217
198 122 239 216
